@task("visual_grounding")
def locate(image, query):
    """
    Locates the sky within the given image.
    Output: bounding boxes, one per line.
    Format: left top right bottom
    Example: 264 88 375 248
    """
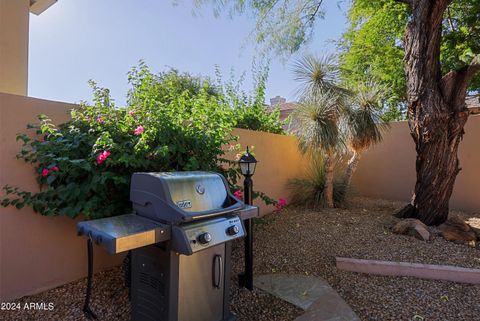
29 0 348 107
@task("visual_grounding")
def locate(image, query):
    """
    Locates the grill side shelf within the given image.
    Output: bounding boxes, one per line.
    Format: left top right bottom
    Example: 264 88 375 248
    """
237 205 259 220
77 214 171 254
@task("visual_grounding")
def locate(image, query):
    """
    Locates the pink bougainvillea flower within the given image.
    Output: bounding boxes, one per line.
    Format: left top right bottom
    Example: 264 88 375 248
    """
233 190 244 199
96 150 111 165
134 125 144 136
97 117 105 124
41 168 50 177
51 166 60 172
128 110 136 116
275 198 288 210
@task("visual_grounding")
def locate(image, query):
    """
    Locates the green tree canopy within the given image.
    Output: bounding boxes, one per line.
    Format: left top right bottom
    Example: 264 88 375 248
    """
339 0 480 118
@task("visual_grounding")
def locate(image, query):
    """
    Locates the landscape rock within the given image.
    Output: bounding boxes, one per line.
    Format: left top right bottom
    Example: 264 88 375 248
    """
472 227 480 240
465 217 480 242
393 204 415 218
392 218 430 241
438 216 477 246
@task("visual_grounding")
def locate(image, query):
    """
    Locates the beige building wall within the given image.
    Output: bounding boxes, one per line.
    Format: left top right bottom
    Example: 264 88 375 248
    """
0 0 30 95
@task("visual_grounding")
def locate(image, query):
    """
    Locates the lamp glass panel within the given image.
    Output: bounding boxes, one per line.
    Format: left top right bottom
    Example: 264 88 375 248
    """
249 162 256 175
240 162 250 175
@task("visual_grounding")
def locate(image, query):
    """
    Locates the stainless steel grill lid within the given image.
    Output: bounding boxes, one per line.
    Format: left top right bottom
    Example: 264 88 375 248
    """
130 171 243 223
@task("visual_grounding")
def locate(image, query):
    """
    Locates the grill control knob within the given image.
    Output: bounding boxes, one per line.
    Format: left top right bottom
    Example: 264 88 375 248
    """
226 225 239 236
198 232 212 244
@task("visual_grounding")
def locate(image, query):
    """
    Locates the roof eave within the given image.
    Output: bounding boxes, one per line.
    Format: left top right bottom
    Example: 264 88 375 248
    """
30 0 57 15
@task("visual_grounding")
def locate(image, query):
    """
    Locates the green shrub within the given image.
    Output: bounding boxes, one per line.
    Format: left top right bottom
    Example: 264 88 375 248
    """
2 64 240 219
287 156 347 209
218 66 286 134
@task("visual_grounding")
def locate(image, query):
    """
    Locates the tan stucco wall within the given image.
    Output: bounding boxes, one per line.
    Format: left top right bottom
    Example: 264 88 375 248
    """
0 93 122 301
232 128 310 214
352 116 480 213
0 0 29 95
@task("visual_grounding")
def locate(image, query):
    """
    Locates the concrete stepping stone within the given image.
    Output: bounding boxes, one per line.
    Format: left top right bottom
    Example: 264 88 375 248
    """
254 274 360 321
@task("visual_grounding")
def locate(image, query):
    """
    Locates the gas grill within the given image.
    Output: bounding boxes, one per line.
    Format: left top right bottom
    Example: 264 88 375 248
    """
77 171 258 321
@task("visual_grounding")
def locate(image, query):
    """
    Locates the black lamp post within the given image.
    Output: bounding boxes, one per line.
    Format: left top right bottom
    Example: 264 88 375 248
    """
238 146 257 291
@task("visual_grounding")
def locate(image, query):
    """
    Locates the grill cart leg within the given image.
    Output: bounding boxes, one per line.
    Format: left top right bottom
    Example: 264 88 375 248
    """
83 237 97 320
115 251 131 300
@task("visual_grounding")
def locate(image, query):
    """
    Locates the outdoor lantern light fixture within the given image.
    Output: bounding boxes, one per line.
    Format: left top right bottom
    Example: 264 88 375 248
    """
238 146 257 176
238 146 257 291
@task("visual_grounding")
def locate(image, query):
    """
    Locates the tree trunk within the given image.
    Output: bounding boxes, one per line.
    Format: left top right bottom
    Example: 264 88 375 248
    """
404 113 466 225
395 0 476 225
323 154 334 208
342 150 360 194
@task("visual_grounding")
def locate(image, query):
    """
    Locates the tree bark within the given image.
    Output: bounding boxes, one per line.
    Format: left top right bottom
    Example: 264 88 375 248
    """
323 153 334 208
396 0 476 225
342 150 361 194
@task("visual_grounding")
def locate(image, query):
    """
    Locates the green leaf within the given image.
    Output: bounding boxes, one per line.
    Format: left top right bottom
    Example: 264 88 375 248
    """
15 202 25 209
46 175 56 185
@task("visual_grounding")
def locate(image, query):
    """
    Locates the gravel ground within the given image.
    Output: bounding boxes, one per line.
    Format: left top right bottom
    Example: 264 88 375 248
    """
0 264 300 321
2 197 479 321
237 197 480 321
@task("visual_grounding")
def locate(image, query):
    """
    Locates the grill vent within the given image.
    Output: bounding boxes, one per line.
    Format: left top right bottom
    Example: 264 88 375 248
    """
140 272 165 295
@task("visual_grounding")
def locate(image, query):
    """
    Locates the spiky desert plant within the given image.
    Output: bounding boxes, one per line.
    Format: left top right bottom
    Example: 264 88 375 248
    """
293 54 349 99
288 155 347 209
292 54 347 208
292 90 345 208
341 81 389 194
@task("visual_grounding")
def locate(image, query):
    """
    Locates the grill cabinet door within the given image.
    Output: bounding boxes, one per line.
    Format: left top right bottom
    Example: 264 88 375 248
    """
178 244 225 321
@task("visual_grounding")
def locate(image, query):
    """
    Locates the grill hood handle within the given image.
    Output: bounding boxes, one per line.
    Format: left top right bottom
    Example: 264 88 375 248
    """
187 201 244 220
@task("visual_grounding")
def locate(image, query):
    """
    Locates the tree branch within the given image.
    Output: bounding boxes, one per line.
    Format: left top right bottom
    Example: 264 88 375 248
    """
446 7 456 32
465 55 480 82
441 55 480 110
309 0 324 22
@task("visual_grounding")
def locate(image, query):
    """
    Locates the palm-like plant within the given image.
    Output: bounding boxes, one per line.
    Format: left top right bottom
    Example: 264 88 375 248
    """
291 55 389 207
288 155 347 208
292 92 344 207
341 81 389 194
292 55 346 208
293 54 349 99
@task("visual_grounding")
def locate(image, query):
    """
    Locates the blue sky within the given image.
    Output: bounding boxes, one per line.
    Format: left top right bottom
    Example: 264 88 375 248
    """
29 0 348 106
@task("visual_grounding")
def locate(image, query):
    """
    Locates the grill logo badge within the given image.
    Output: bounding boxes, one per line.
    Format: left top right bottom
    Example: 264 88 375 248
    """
195 184 205 195
176 200 192 209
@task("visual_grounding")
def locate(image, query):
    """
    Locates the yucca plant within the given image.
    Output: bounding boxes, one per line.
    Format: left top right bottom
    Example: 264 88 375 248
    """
292 91 345 207
287 155 347 209
292 54 347 207
341 81 389 194
293 54 350 99
291 54 389 207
